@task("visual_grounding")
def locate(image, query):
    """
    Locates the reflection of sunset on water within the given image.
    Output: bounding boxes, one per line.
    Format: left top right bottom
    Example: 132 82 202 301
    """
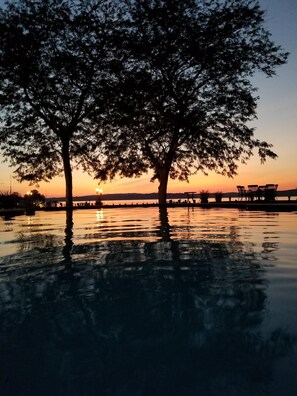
1 208 296 253
0 207 297 394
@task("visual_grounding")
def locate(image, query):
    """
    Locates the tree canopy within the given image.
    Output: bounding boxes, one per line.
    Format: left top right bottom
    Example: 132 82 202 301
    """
0 0 122 206
0 0 288 206
96 0 288 204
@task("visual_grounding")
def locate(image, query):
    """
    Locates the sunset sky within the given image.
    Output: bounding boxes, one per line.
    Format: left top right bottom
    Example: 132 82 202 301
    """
0 0 296 198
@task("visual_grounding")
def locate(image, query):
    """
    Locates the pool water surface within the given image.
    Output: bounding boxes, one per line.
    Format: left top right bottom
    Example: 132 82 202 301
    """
0 207 297 395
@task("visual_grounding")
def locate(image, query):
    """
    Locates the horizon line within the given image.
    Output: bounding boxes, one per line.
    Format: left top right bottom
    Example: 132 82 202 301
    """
47 188 297 201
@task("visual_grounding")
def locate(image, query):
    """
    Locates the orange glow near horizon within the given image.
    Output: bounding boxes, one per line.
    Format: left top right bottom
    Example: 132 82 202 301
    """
1 155 296 199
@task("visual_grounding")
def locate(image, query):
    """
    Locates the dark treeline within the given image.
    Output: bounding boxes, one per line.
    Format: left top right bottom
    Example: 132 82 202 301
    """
0 189 45 208
0 0 288 206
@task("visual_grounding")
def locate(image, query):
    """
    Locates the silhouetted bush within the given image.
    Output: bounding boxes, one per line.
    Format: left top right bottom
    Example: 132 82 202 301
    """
0 193 23 209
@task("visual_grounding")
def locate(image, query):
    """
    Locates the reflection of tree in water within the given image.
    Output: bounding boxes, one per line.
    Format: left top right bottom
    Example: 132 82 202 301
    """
15 214 64 253
62 210 74 269
3 212 74 279
0 209 296 395
15 231 62 252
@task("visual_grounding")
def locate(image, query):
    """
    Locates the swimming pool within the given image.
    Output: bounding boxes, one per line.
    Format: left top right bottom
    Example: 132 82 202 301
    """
0 208 297 395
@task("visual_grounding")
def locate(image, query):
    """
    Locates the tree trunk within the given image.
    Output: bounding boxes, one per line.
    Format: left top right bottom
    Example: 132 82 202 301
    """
158 167 170 205
62 140 73 208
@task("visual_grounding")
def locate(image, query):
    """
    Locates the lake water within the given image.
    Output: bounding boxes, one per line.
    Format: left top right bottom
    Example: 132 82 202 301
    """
0 207 297 395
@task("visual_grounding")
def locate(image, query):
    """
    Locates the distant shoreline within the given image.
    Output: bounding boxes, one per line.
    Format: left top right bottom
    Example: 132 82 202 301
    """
43 200 297 212
47 189 297 202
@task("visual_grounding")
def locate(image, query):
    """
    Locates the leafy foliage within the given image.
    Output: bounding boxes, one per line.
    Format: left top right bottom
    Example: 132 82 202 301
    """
97 0 288 203
0 0 289 205
0 0 122 205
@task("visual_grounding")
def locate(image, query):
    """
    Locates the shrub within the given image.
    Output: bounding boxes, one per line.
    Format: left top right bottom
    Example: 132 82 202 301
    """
200 190 209 204
215 191 223 203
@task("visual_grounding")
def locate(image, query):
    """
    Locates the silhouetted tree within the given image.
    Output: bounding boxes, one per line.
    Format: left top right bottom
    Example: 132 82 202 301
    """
24 189 45 206
98 0 288 204
0 0 122 207
0 191 22 208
